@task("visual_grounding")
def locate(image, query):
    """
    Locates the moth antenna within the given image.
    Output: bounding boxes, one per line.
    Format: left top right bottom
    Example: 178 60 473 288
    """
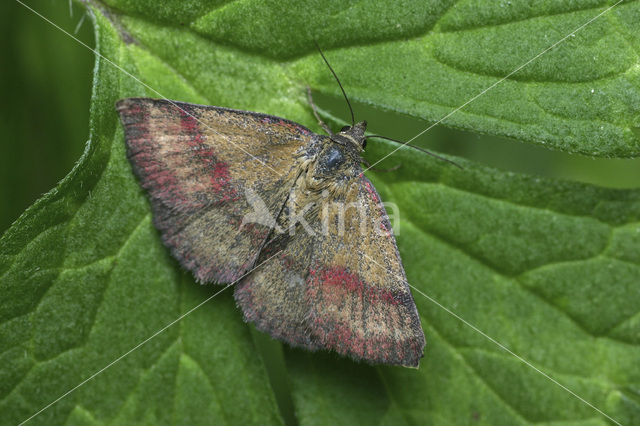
365 135 464 170
313 41 355 127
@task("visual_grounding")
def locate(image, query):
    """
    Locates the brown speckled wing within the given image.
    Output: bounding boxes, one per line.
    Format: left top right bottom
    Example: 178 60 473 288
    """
116 98 313 283
234 173 425 367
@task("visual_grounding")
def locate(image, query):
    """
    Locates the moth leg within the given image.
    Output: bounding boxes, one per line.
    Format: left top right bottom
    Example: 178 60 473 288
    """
306 86 334 136
361 158 401 172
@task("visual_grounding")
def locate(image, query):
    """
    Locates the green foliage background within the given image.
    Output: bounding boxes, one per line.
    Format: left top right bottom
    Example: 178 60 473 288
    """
2 0 640 425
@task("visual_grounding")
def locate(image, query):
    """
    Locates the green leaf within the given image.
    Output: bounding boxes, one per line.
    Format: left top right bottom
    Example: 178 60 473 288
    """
105 0 640 157
0 8 281 425
300 141 640 425
2 1 640 425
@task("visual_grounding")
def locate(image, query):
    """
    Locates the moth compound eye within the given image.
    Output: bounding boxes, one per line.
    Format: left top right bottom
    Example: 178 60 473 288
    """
323 146 345 170
362 139 367 149
340 125 351 132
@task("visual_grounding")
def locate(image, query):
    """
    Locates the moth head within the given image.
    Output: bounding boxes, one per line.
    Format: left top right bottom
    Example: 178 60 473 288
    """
334 120 367 152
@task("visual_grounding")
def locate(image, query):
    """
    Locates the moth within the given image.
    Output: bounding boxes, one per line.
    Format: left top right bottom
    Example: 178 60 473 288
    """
116 54 440 367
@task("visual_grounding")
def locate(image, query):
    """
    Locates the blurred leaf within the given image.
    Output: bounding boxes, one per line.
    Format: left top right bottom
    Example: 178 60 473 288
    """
1 1 639 425
0 0 93 231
